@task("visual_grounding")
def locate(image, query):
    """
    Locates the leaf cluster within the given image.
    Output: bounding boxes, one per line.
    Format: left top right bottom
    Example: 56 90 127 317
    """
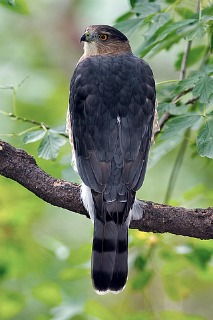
116 0 213 164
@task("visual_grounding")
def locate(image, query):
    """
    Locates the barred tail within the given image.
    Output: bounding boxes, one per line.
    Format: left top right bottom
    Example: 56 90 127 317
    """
92 217 128 293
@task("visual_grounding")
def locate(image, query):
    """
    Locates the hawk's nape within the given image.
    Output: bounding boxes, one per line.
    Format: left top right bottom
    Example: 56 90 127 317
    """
67 25 156 294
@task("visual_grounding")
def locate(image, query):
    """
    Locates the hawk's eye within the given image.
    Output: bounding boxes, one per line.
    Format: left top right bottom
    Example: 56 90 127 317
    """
99 34 108 41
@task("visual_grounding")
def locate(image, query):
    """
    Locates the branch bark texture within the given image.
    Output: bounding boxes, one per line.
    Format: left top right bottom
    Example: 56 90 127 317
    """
0 140 212 240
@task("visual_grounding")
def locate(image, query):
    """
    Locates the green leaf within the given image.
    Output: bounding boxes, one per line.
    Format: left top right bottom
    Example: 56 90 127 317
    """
175 46 206 70
176 72 202 92
185 22 207 41
159 114 202 141
123 312 154 320
50 125 67 135
115 18 145 35
144 12 171 38
158 102 188 115
23 129 46 144
68 244 91 266
149 135 182 168
0 0 29 13
132 2 161 18
131 269 153 290
197 116 213 158
85 300 117 320
60 267 89 281
160 311 206 320
7 0 15 5
137 18 197 57
183 184 206 201
115 11 134 23
0 291 25 319
162 269 191 301
192 75 213 103
175 7 195 19
187 244 213 269
130 0 137 8
134 254 147 270
202 4 213 21
38 131 67 160
32 282 62 306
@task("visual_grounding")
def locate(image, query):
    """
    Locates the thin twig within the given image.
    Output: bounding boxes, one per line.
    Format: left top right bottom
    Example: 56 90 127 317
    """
164 129 190 204
0 110 68 139
157 87 194 131
179 41 192 81
163 1 198 203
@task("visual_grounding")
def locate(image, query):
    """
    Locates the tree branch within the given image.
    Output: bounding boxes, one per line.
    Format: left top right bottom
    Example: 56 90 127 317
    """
0 139 212 240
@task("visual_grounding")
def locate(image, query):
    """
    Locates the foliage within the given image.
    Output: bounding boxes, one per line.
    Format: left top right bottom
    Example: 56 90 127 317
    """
0 0 213 320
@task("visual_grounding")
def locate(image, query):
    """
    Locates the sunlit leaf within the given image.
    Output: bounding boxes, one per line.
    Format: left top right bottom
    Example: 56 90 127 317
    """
0 291 25 319
23 129 46 144
71 315 87 320
162 271 191 301
123 312 154 320
0 0 29 13
192 75 213 103
184 184 206 201
160 310 206 320
197 116 213 158
175 7 195 19
68 244 91 266
38 131 67 160
85 300 117 320
60 267 89 281
32 282 62 306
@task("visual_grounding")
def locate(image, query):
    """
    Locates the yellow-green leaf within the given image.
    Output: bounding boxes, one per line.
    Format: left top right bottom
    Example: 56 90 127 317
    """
32 282 62 306
0 0 29 14
85 300 117 320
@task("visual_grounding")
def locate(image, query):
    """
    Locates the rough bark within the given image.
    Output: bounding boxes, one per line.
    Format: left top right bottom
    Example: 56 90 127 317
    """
0 139 212 240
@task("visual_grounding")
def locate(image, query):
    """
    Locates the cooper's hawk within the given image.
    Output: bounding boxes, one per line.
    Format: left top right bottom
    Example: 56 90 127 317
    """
67 25 157 294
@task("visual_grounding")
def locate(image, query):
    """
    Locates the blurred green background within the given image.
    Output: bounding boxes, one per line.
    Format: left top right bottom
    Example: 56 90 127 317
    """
0 1 213 319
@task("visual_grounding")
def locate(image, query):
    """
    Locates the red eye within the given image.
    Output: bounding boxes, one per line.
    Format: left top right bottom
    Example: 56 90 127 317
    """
99 34 108 41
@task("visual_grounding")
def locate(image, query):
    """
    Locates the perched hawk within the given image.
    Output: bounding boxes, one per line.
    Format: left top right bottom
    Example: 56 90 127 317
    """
67 25 157 294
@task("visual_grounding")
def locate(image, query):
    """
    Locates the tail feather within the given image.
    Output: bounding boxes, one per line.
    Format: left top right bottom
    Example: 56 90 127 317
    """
92 217 128 293
109 224 128 292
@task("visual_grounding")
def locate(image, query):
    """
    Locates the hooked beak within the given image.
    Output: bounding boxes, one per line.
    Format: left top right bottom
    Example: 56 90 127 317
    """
80 31 90 43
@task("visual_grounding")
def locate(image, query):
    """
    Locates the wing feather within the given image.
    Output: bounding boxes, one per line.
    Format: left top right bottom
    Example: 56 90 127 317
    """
68 53 156 195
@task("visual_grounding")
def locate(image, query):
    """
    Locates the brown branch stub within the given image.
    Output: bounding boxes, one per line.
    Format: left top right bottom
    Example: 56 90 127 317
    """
0 139 212 240
131 201 213 240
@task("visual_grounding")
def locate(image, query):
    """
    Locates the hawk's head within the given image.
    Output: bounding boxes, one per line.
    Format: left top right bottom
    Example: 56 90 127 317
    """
80 25 131 56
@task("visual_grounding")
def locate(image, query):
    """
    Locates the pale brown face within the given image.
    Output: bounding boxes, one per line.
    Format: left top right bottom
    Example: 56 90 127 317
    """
80 28 109 44
80 25 131 56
